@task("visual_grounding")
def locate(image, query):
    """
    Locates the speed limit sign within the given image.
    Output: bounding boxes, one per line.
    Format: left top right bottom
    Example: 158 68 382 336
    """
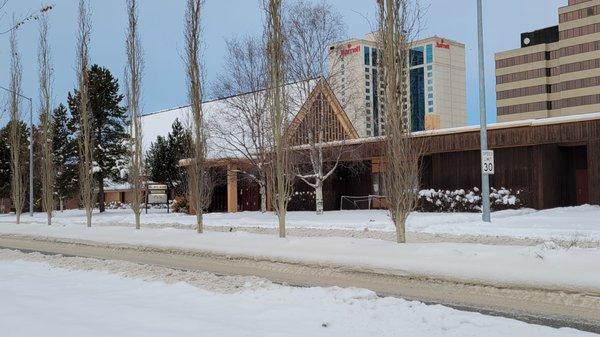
482 150 494 175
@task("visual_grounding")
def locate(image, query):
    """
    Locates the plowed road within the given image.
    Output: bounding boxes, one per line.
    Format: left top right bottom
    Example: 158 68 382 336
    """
1 234 599 334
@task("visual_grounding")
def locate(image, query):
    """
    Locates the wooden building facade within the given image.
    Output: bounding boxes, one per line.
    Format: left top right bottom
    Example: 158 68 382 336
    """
213 112 600 212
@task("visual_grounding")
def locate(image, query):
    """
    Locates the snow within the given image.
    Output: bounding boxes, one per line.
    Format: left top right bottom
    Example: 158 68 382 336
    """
2 205 600 242
141 79 316 158
0 258 594 337
1 219 600 292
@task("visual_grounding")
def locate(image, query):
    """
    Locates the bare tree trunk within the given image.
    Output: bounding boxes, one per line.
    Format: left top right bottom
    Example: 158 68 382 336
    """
8 22 25 225
77 0 94 227
38 14 54 226
125 0 144 230
266 0 291 238
184 0 206 234
377 0 423 243
259 179 267 213
283 3 351 216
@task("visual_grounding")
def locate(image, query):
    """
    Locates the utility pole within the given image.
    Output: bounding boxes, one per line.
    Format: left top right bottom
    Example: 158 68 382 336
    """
0 85 34 217
476 0 491 222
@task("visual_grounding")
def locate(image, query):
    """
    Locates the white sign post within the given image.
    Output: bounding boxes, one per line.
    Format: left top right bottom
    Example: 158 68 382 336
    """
482 150 495 175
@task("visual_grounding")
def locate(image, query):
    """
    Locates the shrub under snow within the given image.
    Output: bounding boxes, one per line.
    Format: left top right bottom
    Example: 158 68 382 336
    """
417 187 523 212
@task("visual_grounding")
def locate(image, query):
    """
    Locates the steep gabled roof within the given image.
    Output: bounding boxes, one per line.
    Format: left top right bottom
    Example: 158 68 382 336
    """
286 78 359 145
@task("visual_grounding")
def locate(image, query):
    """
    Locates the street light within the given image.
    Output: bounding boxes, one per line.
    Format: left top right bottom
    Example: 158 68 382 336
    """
0 85 34 217
476 0 491 222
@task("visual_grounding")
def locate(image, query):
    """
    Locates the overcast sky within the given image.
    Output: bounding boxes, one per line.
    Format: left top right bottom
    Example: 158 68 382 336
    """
0 0 565 126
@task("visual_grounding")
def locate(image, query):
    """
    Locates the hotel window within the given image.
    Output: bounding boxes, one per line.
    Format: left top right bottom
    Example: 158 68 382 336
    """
366 81 370 86
428 93 433 99
428 100 433 106
427 72 432 78
366 95 370 100
366 74 370 79
428 107 434 113
409 47 424 66
364 46 371 66
427 65 433 71
426 44 433 63
366 88 371 93
427 79 433 85
372 48 378 66
365 67 369 72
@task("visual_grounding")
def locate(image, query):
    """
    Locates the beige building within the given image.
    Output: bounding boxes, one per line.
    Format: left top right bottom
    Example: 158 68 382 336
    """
496 0 600 122
328 34 467 137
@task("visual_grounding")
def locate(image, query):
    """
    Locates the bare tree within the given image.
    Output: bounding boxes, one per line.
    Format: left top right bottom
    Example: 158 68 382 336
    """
184 0 206 233
0 2 53 35
211 36 271 213
265 0 293 238
76 0 94 227
38 13 54 225
125 0 144 230
283 1 356 214
8 20 25 224
377 0 423 243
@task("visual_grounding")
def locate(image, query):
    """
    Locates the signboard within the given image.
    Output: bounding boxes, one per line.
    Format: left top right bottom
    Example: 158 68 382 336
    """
481 150 495 175
435 39 450 49
146 183 169 213
340 44 360 57
147 193 167 204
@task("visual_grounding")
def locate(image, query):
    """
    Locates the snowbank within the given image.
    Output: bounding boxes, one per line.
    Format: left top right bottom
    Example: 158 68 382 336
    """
0 258 593 337
1 205 600 242
1 222 599 293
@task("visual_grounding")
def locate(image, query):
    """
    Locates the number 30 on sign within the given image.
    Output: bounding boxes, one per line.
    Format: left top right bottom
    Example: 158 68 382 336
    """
482 150 494 175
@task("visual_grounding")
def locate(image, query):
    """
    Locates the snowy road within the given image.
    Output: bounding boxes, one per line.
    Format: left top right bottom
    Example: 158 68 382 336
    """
0 249 597 337
1 235 599 333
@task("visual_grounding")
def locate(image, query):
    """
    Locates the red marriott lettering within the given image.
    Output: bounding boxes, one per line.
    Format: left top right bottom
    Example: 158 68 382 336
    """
436 39 450 49
341 44 360 57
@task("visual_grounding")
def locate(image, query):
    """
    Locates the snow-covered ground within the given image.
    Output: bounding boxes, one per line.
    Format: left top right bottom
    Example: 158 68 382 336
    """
0 253 595 337
1 205 600 242
1 220 599 292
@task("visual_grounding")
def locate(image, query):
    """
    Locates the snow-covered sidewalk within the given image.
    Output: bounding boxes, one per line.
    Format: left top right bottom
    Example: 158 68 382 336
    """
1 205 599 242
0 255 595 337
1 221 599 293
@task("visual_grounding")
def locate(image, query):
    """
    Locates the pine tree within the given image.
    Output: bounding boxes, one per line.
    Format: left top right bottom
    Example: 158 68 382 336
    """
167 118 191 196
68 64 130 212
145 118 191 197
146 135 170 184
52 104 79 208
0 125 11 202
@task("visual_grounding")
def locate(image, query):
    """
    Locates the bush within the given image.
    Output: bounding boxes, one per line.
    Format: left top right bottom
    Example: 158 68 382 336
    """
171 196 188 213
417 187 523 212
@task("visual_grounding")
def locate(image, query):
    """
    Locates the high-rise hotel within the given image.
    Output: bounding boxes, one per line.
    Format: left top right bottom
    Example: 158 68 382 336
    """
328 33 467 137
496 0 600 122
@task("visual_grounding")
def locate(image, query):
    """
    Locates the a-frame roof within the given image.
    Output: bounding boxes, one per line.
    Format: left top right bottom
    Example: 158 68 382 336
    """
286 77 359 144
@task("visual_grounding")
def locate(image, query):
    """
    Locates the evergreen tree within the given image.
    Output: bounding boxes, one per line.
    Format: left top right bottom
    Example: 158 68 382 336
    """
146 135 170 185
68 64 130 212
145 118 191 197
0 124 11 201
167 118 192 196
2 121 29 210
52 104 79 207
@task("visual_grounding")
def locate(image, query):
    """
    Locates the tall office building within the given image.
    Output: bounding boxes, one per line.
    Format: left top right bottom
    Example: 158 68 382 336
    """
495 0 600 122
328 33 467 137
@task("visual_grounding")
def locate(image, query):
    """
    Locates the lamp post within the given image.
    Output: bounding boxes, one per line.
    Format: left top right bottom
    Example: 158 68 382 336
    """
0 85 34 217
476 0 491 222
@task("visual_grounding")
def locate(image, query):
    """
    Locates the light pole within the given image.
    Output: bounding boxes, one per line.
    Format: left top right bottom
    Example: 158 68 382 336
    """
0 85 34 217
476 0 491 222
